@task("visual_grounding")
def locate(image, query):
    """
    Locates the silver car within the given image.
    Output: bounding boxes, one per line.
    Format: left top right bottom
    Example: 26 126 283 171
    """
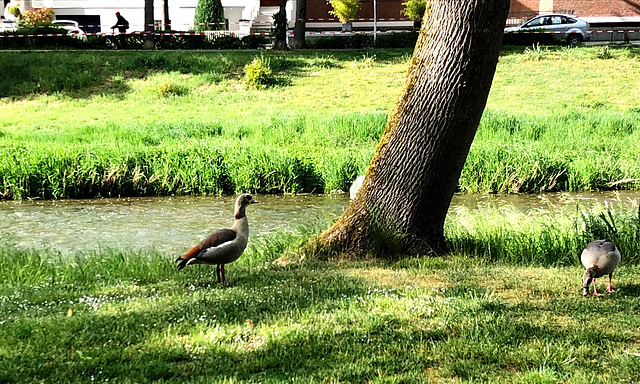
504 14 591 45
52 19 87 40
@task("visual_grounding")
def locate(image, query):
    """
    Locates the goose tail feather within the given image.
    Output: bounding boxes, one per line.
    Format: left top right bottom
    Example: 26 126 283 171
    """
176 245 200 271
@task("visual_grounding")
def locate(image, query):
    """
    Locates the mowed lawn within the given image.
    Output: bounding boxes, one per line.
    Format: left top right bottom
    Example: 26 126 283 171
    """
1 46 640 198
1 252 640 383
1 45 640 383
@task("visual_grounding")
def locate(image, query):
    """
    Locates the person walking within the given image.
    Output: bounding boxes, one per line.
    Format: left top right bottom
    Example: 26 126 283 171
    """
111 12 129 48
111 12 129 34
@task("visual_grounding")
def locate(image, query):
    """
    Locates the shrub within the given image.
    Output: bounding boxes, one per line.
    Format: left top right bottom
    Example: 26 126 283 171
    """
307 34 372 49
19 7 54 28
154 32 210 49
374 31 419 48
210 34 242 49
243 55 274 88
502 32 556 46
402 0 429 24
7 5 20 18
0 26 83 49
328 0 361 24
241 34 270 49
157 80 189 97
194 0 225 31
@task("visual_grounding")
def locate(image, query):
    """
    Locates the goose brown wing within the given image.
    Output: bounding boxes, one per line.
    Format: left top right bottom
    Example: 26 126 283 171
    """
176 228 237 269
197 228 237 253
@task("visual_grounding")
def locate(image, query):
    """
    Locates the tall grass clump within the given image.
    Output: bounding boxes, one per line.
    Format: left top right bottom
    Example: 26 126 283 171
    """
2 48 640 199
0 247 175 287
462 109 640 193
243 55 274 88
445 203 640 265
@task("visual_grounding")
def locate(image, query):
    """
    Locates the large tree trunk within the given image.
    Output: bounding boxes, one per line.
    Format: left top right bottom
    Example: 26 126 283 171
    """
292 0 306 49
143 0 155 49
320 0 510 257
163 0 171 31
273 0 289 51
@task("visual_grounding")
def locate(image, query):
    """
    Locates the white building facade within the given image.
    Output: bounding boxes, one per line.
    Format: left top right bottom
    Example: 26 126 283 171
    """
3 0 288 35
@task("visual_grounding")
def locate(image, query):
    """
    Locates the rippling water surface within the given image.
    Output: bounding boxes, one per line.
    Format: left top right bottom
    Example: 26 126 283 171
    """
1 191 638 255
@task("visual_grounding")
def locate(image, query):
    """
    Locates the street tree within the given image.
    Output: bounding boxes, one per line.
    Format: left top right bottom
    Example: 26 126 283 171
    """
273 0 289 51
144 0 154 49
162 0 171 30
292 0 306 49
319 0 510 257
194 0 225 31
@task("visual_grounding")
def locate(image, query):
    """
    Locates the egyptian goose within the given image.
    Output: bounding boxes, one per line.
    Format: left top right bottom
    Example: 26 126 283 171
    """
581 240 621 296
176 194 258 283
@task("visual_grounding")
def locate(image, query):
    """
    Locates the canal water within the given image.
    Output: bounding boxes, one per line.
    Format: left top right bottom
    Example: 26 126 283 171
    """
1 191 639 256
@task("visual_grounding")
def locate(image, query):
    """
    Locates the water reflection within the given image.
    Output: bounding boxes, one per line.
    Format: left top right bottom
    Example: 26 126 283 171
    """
1 191 638 256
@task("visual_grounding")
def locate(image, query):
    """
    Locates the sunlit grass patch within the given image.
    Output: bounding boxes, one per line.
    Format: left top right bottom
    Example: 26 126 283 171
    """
2 243 640 382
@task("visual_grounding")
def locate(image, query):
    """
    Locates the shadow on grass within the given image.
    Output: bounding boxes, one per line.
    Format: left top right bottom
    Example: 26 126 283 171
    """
0 263 383 382
2 258 640 383
619 283 640 297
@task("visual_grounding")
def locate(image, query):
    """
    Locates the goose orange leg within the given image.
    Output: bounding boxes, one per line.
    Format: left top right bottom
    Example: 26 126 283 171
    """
592 278 601 296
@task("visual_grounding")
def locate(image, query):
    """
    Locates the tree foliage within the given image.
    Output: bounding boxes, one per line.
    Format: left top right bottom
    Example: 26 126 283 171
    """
194 0 225 31
272 6 288 50
328 0 361 24
402 0 430 23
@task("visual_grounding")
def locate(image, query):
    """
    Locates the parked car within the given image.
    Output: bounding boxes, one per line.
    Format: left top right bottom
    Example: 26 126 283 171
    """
0 18 17 33
504 14 592 45
52 19 87 40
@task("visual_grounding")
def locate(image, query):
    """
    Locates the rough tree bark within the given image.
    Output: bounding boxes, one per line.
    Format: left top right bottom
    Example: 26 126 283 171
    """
273 0 289 51
320 0 510 256
162 0 171 31
143 0 155 49
292 0 306 49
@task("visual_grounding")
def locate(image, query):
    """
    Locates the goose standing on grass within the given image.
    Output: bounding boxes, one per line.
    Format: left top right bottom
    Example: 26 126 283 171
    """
176 194 258 284
581 240 621 296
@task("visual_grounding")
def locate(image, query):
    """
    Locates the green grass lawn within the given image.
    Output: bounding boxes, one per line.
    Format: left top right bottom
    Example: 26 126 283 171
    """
1 46 640 198
2 204 640 383
2 252 639 383
2 45 640 382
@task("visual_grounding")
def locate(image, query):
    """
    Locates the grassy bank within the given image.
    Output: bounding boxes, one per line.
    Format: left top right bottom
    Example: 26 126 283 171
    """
2 205 640 383
1 46 640 199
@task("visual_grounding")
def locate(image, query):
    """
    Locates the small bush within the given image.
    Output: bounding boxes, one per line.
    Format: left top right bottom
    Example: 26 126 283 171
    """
597 45 613 59
210 34 242 49
0 26 83 49
157 80 189 97
523 43 549 61
20 6 54 27
243 55 274 88
241 34 270 49
328 0 361 23
375 31 419 48
402 0 429 24
307 33 372 49
154 32 210 49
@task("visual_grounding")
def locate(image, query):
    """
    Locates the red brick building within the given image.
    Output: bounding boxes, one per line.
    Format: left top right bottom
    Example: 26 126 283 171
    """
299 0 640 26
511 0 640 17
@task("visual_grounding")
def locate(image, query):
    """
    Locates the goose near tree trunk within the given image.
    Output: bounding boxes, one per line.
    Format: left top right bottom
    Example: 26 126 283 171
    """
176 194 258 284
